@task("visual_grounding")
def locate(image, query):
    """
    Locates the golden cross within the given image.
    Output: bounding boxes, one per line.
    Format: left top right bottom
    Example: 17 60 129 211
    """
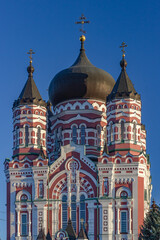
27 49 35 62
120 42 127 58
75 14 90 34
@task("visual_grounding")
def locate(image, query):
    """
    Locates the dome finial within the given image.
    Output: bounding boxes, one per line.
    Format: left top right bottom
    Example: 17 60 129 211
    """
27 49 35 77
75 14 90 50
27 49 35 63
120 42 128 69
79 35 86 50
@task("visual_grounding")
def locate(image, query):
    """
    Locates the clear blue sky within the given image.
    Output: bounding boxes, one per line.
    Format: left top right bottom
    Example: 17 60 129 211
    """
0 0 160 238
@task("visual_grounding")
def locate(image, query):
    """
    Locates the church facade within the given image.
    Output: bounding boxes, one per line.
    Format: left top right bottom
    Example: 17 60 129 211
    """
4 36 151 240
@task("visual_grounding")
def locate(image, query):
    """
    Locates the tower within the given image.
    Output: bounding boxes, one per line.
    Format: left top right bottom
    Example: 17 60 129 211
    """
97 45 151 239
4 54 49 240
4 29 151 240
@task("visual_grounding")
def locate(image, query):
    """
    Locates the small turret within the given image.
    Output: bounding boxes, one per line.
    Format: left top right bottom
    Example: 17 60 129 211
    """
37 228 46 240
12 50 47 159
106 42 146 155
107 42 140 101
77 221 88 240
66 218 77 240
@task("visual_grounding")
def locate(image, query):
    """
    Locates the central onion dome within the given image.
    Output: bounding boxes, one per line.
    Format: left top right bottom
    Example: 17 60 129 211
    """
49 36 115 106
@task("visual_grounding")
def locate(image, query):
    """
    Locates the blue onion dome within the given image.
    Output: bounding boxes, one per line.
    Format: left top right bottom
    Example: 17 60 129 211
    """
49 36 115 106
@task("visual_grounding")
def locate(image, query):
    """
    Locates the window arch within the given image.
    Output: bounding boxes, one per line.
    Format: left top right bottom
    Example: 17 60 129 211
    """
81 125 85 145
21 194 28 202
62 195 68 230
121 121 125 141
37 127 41 147
80 195 86 228
25 125 29 147
71 195 76 231
116 186 131 198
120 191 128 199
72 126 77 144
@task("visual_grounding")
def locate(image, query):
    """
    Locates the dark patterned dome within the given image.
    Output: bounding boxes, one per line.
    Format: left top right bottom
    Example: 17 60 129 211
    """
48 37 115 106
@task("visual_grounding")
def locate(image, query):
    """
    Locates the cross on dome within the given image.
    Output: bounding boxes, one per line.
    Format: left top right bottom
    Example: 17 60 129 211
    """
75 14 90 40
120 42 127 58
27 49 35 63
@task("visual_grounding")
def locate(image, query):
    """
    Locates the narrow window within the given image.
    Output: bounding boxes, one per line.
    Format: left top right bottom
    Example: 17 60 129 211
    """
71 195 76 231
81 125 85 145
55 129 59 151
37 127 41 147
110 123 113 142
25 126 29 147
80 195 86 228
121 211 127 233
133 122 136 143
38 180 44 198
16 127 19 147
72 126 77 144
97 126 101 146
62 195 68 230
21 213 28 236
144 189 147 201
121 121 125 141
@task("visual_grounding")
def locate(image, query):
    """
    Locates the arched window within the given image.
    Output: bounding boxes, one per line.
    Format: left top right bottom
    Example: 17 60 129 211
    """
25 126 29 147
81 125 85 145
121 121 125 141
62 195 68 230
120 191 128 199
133 122 136 143
110 123 113 142
80 195 86 228
71 195 76 231
21 194 28 202
72 126 77 144
37 127 41 147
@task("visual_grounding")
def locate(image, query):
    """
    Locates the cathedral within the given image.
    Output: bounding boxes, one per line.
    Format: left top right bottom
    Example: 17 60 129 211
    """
4 31 152 240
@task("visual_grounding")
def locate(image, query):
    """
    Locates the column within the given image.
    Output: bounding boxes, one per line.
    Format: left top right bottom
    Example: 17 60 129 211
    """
17 210 20 237
87 201 95 240
128 207 132 234
28 209 31 237
108 202 114 239
99 178 103 197
52 202 59 236
10 183 16 239
117 207 120 234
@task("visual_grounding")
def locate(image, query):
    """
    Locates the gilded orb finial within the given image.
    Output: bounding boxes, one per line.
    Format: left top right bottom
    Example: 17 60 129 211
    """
120 42 127 58
27 49 35 63
80 35 86 42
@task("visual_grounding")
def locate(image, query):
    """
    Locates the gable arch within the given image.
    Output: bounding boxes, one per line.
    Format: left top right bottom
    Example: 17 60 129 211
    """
16 190 31 201
116 186 131 198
